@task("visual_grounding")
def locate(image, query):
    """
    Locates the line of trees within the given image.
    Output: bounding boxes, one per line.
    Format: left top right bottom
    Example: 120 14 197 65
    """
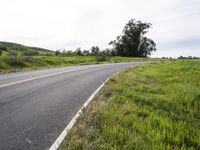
55 46 116 57
178 56 200 59
56 19 156 58
1 19 157 58
55 46 113 62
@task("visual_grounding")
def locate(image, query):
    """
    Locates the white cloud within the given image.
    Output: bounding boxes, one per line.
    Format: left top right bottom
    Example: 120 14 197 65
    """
0 0 200 57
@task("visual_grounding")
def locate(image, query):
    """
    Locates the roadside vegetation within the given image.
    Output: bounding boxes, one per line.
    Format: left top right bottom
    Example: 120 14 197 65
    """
0 49 160 73
60 60 200 150
0 19 160 73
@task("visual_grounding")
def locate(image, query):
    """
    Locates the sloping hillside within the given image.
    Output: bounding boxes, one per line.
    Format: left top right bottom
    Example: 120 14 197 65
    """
0 41 54 55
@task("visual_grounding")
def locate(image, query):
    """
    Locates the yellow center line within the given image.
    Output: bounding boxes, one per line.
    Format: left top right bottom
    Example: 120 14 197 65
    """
0 67 91 89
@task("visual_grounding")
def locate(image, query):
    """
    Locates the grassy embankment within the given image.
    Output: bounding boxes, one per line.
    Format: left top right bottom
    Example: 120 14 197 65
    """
60 60 200 150
0 41 167 73
0 51 153 73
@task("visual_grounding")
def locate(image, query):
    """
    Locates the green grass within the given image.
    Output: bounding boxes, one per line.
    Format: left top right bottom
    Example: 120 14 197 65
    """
0 41 54 55
0 54 93 73
0 52 162 73
60 60 200 150
0 41 169 73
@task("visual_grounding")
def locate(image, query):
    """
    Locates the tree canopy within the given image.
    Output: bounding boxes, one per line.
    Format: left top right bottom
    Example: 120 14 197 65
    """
91 46 100 55
109 19 156 57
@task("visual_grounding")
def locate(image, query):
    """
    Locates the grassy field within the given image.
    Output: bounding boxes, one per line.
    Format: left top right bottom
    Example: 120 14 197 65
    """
60 60 200 150
0 50 160 73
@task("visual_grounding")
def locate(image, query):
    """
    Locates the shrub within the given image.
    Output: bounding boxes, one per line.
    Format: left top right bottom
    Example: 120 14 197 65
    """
96 53 110 62
0 46 7 51
8 52 25 66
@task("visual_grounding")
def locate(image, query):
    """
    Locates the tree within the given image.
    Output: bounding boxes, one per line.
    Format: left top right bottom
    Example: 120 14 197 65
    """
55 50 60 56
104 48 117 56
109 19 156 57
75 48 82 55
91 46 100 56
83 50 90 56
178 56 184 59
0 46 7 56
96 51 110 62
0 46 7 51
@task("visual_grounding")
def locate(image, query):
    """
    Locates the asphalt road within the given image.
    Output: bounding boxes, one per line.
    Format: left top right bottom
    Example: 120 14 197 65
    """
0 62 146 150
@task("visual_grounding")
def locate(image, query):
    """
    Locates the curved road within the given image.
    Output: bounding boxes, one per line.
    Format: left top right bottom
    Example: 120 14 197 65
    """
0 62 146 150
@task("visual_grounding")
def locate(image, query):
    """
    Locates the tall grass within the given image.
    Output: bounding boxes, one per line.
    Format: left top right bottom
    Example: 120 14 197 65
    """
0 54 154 73
60 60 200 150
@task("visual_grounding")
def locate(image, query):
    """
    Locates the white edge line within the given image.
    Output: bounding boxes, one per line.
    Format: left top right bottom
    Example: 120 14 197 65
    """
49 71 120 150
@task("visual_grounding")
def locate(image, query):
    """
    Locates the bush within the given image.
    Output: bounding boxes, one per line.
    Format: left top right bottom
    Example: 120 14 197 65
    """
0 46 7 51
96 53 110 62
8 52 25 66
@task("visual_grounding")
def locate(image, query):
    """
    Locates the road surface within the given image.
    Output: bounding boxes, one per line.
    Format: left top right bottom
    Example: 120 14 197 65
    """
0 62 146 150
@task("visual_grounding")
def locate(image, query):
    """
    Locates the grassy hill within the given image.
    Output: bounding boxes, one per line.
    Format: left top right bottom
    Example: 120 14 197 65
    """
0 41 54 55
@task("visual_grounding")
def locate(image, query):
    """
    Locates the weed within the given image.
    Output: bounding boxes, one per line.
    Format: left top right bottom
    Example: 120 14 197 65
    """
60 60 200 150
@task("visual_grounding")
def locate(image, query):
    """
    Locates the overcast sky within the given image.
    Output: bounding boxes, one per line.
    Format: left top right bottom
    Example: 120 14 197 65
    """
0 0 200 57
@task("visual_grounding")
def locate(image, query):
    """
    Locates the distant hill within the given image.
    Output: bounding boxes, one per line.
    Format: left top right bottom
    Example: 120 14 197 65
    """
0 41 54 55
